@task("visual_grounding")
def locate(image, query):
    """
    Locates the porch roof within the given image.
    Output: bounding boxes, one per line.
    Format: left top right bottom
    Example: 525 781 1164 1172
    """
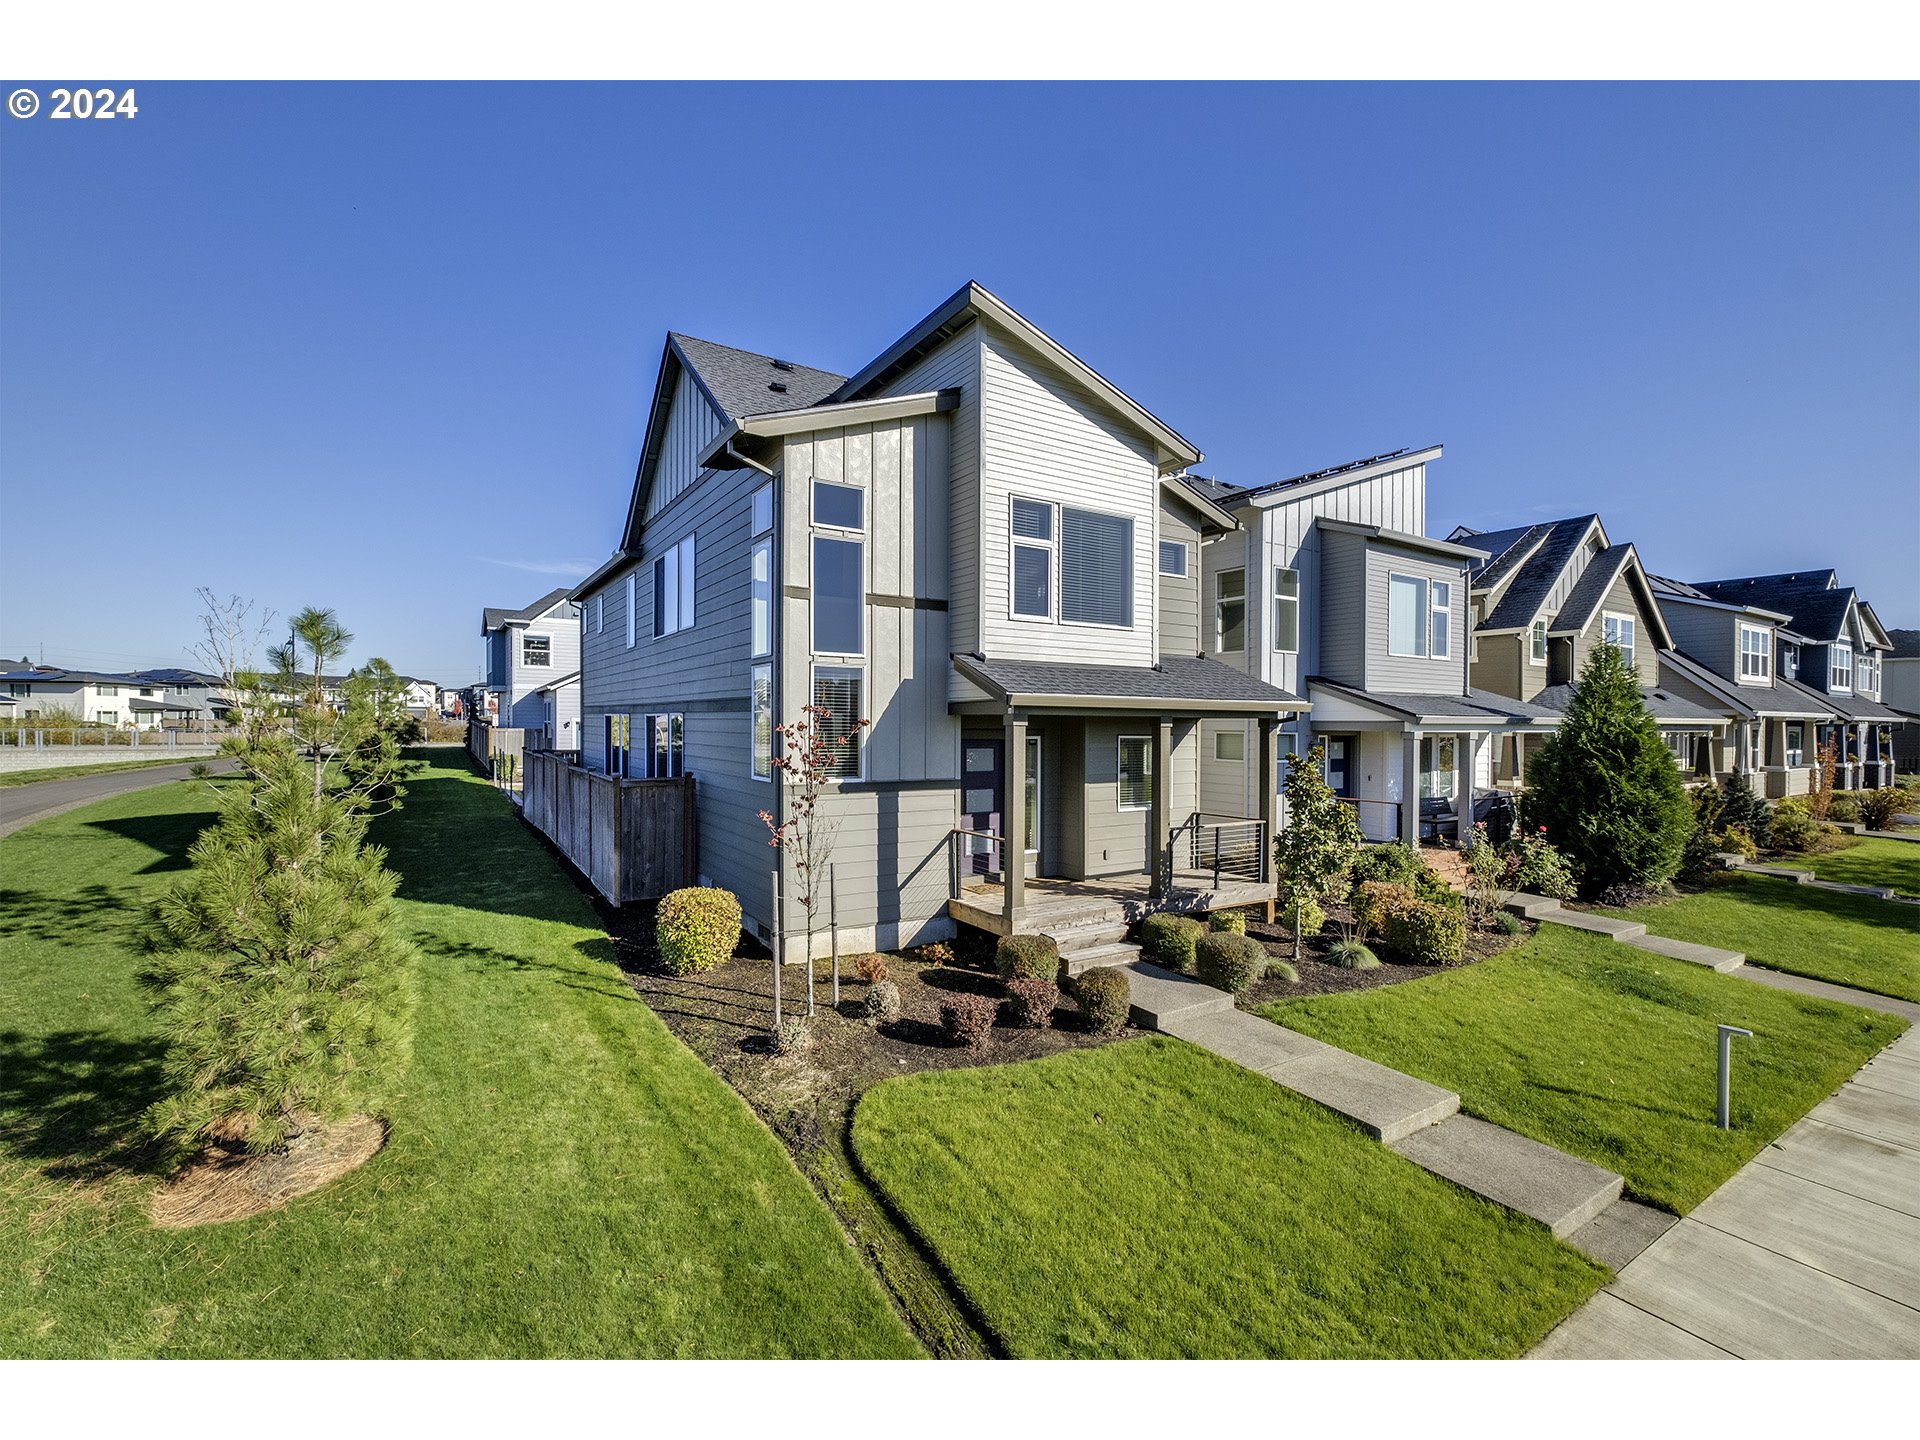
1661 649 1837 720
1307 677 1558 728
1776 675 1906 724
951 653 1305 715
1529 682 1727 726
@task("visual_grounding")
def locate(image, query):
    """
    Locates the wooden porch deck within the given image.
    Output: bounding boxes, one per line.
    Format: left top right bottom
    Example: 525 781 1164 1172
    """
947 870 1275 936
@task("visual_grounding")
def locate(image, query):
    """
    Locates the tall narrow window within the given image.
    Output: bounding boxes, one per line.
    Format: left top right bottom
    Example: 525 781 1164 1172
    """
625 573 636 649
605 714 630 776
1388 574 1428 657
813 537 864 655
595 594 604 634
639 713 684 778
1430 581 1451 659
1024 734 1041 854
1272 567 1299 653
1419 735 1457 798
1530 619 1547 663
751 481 774 539
1784 722 1805 767
750 664 773 780
652 534 696 637
750 537 773 657
1830 642 1852 691
1215 568 1246 651
1602 612 1636 669
812 667 863 780
1117 736 1152 811
1060 507 1132 627
1739 624 1770 681
1010 498 1053 619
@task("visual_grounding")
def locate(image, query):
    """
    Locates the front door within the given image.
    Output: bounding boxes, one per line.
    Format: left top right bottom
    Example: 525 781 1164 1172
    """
961 739 1005 877
1324 735 1355 798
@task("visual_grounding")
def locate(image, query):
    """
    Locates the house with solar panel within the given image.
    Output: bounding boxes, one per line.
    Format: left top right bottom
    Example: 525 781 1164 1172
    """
565 282 1304 958
1441 515 1728 785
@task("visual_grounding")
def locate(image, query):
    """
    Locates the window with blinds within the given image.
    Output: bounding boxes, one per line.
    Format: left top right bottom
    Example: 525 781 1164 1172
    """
1011 497 1053 619
1159 540 1188 577
1117 735 1151 811
812 667 863 780
1060 507 1132 627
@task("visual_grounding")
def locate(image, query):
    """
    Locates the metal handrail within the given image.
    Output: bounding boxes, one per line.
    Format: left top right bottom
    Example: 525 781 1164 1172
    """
1187 816 1267 886
948 826 1004 902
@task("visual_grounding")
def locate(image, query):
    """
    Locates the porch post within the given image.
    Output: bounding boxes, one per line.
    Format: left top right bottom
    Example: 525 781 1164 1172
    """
1455 732 1475 849
1257 716 1280 884
1513 732 1527 788
1003 713 1027 926
1402 730 1421 848
1149 715 1173 898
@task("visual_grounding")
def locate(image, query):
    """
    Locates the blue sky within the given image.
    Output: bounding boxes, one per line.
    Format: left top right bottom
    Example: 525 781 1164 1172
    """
2 81 1915 683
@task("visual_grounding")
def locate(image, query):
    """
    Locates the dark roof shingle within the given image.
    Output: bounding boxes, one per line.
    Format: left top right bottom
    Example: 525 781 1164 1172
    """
1689 571 1852 642
483 587 575 633
956 654 1304 709
670 333 846 424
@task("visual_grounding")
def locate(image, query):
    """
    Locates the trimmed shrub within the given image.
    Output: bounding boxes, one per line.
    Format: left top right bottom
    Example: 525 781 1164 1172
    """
1413 870 1459 908
1326 938 1380 970
772 1016 811 1055
1494 912 1523 936
1278 895 1326 938
655 886 743 976
994 933 1060 986
854 952 891 985
1715 824 1760 860
1352 880 1414 938
1004 976 1058 1029
940 994 997 1049
1768 798 1819 853
1348 841 1424 889
1195 932 1266 994
1139 913 1206 973
1207 909 1248 935
863 979 902 1022
1858 787 1909 831
1073 966 1131 1036
1381 899 1467 967
1826 792 1861 825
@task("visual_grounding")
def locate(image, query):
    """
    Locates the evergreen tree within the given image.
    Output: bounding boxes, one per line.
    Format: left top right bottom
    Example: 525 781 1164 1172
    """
141 747 417 1155
339 658 419 809
1273 741 1364 958
1525 643 1694 896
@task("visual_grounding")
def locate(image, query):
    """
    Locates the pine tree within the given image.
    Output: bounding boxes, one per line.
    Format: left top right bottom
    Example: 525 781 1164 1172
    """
1525 643 1694 897
338 658 419 809
141 748 417 1155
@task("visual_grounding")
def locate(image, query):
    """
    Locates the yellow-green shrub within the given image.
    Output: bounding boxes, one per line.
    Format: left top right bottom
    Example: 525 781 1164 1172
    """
654 886 743 975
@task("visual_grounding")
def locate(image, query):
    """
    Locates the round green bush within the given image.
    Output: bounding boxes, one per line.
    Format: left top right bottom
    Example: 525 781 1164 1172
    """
1352 880 1414 937
1195 931 1266 994
1494 912 1523 936
1004 976 1058 1029
1207 909 1247 934
995 933 1061 986
1139 913 1206 973
1073 966 1131 1035
1767 798 1820 853
863 979 902 1022
1348 841 1423 888
654 886 743 975
1279 896 1326 938
1326 938 1379 970
1381 898 1467 967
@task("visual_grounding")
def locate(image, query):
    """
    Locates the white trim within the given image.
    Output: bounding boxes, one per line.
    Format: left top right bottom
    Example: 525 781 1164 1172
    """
749 663 773 783
1158 540 1189 578
1601 610 1637 670
1008 494 1056 624
1272 566 1299 654
1214 566 1246 652
1117 734 1152 811
1023 733 1042 858
1386 571 1428 658
1058 503 1135 631
625 573 636 649
1529 618 1548 665
1430 579 1452 661
810 663 866 783
1738 623 1772 684
810 534 866 659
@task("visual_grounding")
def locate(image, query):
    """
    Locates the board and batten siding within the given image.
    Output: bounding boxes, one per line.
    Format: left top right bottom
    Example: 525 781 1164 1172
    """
1157 494 1204 658
645 363 726 520
975 322 1159 671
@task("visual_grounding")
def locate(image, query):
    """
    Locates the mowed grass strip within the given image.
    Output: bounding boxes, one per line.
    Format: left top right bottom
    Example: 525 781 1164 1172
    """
0 758 214 788
0 753 920 1358
851 1037 1605 1359
1779 836 1920 899
1260 926 1903 1214
1599 872 1920 1003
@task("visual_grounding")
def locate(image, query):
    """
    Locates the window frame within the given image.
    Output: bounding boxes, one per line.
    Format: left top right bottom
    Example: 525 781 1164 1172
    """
750 535 774 659
1058 505 1134 629
521 633 552 668
1023 734 1041 857
810 665 865 783
811 534 866 658
1429 580 1452 660
625 573 636 649
652 533 697 638
750 663 773 782
1830 641 1853 692
1213 727 1246 763
1387 572 1430 658
1601 610 1637 670
1158 540 1188 578
1738 624 1771 682
1784 722 1806 768
96 683 119 697
1008 495 1056 623
1418 734 1458 799
637 712 685 779
1530 619 1548 665
1117 735 1153 812
1271 566 1299 653
1214 567 1247 652
811 479 865 534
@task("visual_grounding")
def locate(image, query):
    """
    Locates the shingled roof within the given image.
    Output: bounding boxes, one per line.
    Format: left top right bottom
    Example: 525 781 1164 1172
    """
1689 571 1855 643
669 333 847 423
953 654 1305 712
482 587 575 633
1475 515 1602 631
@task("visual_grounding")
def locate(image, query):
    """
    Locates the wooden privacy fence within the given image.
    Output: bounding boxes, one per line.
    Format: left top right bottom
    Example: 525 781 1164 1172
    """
520 748 697 903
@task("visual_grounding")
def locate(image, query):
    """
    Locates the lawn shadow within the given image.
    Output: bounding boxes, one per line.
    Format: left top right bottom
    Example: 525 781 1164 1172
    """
410 933 634 1002
85 808 221 875
1705 874 1920 938
0 1027 170 1178
0 883 144 947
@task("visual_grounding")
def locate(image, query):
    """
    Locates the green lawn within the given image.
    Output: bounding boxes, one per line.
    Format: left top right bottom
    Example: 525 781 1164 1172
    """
0 752 919 1358
1780 837 1920 898
1259 927 1903 1214
0 758 212 788
851 1038 1605 1358
1600 873 1920 1003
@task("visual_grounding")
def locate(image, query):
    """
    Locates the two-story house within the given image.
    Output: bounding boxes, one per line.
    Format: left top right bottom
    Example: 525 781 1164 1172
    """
1647 575 1835 796
1886 629 1920 777
1683 571 1904 791
1192 451 1556 847
570 282 1304 958
1446 515 1728 784
480 587 582 748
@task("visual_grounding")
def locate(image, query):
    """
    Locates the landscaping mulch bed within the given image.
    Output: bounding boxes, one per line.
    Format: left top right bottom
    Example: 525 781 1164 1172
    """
1235 905 1533 1005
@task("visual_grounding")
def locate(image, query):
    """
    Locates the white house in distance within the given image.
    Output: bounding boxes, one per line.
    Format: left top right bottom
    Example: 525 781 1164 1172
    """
481 587 583 748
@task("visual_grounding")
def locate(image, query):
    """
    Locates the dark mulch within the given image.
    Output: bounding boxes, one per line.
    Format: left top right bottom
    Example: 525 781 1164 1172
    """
1234 903 1535 1005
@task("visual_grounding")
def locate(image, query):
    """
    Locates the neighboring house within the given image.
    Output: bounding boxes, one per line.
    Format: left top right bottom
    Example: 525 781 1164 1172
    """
1645 576 1835 797
0 665 232 727
1886 628 1919 775
394 675 441 717
481 588 583 744
1680 571 1904 792
1446 515 1728 785
571 281 1304 957
1191 450 1556 846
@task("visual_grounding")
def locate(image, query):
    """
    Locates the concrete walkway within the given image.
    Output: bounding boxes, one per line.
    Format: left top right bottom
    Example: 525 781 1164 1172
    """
0 758 235 841
1721 853 1918 905
1533 1028 1920 1359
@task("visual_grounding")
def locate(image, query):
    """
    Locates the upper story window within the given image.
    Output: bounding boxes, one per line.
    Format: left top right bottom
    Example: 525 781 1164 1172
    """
1830 641 1853 692
1387 573 1451 659
1781 642 1797 680
811 478 865 657
813 479 864 532
1060 507 1133 628
654 534 696 637
626 573 636 649
1272 568 1299 653
1011 499 1054 620
1738 624 1771 682
7 683 29 697
751 482 775 659
1530 619 1548 664
1602 612 1636 670
752 482 775 539
1215 568 1246 651
138 687 156 697
1857 652 1878 694
96 684 119 697
522 634 551 667
1158 541 1188 577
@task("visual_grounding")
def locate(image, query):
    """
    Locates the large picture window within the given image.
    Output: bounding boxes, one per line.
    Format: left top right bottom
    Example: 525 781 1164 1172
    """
1060 507 1132 627
750 664 773 781
1011 498 1053 619
522 634 551 667
1739 624 1771 681
1215 568 1246 651
653 534 696 637
812 667 864 781
1388 574 1428 657
1602 612 1636 669
813 536 864 655
1272 567 1299 653
1117 736 1152 811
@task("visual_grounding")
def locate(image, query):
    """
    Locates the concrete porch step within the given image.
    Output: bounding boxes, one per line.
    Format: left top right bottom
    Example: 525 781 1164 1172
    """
1505 893 1565 919
1541 910 1646 941
1392 1114 1624 1238
1628 934 1745 972
1062 941 1142 976
1122 960 1235 1030
1043 920 1130 952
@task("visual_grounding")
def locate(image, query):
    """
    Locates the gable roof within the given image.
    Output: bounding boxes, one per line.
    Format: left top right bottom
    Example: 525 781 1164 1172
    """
669 333 847 424
1688 571 1864 646
482 587 575 634
1473 515 1603 630
1890 628 1920 660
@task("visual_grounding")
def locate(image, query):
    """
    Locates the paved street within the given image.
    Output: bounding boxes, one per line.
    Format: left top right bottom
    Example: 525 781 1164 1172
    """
1534 1027 1920 1359
0 759 235 842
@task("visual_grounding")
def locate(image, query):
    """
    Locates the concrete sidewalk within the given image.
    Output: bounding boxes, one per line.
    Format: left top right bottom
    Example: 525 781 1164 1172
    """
1532 1027 1920 1359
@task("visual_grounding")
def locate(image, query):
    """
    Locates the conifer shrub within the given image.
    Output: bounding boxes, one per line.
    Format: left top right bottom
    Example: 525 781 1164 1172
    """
1139 913 1206 973
1380 898 1468 967
854 951 891 985
994 933 1061 986
1004 976 1059 1029
863 980 902 1022
940 993 997 1048
1717 772 1772 849
1072 966 1131 1035
655 887 743 975
1195 932 1266 994
773 1016 812 1055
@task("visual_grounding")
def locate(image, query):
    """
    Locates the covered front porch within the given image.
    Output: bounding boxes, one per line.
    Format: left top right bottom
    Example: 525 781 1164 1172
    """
947 869 1278 937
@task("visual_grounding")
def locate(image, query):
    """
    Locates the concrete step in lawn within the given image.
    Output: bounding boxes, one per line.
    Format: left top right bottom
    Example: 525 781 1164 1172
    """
1627 934 1745 972
1122 960 1236 1030
1538 909 1646 941
1565 1198 1680 1269
1505 893 1566 920
1062 941 1143 977
1391 1114 1624 1238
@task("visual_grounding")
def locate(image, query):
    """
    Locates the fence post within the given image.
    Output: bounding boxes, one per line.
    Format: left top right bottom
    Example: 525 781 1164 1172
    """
829 864 840 1008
